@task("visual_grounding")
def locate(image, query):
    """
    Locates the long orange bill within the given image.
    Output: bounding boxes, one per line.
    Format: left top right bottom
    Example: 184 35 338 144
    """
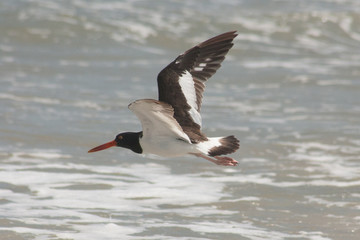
88 140 116 153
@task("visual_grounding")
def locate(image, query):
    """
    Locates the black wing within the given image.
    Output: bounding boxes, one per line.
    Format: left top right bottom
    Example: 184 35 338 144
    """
157 31 237 142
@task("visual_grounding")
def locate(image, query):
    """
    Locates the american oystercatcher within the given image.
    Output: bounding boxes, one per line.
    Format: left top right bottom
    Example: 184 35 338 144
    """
89 31 240 166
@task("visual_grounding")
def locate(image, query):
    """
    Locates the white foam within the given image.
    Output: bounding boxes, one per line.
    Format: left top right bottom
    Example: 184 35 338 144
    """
0 44 13 52
317 79 352 86
235 33 271 43
73 101 102 110
242 60 330 74
2 56 15 62
1 143 358 239
230 16 290 34
28 28 51 38
0 93 60 105
280 141 360 179
59 60 89 67
60 223 141 240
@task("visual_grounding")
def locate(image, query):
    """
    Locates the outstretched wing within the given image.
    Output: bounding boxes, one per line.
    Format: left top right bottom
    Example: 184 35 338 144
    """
157 31 237 142
128 99 191 143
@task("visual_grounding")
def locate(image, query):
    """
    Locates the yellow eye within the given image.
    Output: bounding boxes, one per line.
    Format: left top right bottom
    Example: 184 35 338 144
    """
117 135 123 140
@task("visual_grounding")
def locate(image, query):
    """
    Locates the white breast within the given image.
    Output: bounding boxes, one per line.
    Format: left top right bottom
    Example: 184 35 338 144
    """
140 135 195 157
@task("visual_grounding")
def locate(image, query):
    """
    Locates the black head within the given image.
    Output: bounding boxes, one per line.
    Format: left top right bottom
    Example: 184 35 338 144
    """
114 132 142 153
88 131 143 154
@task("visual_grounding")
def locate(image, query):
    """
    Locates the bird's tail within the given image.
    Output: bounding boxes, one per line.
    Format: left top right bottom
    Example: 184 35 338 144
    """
194 135 239 157
208 135 240 156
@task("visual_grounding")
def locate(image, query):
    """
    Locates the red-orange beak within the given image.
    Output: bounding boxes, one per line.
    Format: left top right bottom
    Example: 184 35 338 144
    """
88 140 116 153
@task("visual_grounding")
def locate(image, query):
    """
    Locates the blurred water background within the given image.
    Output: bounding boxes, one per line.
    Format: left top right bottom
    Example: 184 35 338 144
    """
1 0 360 239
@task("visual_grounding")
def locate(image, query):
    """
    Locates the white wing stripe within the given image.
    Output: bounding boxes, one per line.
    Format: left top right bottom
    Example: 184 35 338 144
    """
178 70 202 126
194 63 207 72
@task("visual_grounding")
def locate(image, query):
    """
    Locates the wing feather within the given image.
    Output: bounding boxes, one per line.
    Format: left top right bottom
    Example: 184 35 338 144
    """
128 99 191 143
157 31 237 142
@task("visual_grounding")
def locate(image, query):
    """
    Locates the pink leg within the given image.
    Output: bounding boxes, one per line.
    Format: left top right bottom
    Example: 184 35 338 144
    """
190 153 238 166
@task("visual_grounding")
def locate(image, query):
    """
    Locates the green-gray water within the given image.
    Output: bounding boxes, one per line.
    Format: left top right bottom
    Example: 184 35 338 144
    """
1 0 360 239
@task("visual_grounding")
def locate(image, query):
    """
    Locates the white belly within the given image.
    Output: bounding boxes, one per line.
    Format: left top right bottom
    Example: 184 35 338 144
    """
139 135 196 157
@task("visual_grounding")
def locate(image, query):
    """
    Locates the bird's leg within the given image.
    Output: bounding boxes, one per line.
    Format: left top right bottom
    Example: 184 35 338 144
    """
190 153 238 166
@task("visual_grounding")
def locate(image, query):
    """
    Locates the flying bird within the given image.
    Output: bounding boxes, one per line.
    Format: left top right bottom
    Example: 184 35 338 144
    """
89 31 240 166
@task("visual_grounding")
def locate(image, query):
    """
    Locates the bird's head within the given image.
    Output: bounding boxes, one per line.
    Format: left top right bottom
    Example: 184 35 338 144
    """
88 132 142 154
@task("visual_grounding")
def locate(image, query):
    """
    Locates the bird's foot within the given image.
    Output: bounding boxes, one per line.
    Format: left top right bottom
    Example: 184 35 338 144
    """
214 156 238 166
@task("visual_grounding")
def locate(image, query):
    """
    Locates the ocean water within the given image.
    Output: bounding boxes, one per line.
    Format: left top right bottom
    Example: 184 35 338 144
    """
1 0 360 239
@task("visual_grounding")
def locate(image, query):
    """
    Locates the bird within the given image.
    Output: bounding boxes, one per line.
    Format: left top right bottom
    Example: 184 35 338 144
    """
88 31 240 166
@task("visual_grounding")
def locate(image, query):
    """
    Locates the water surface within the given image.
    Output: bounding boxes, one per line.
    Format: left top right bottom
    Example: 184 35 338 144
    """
1 0 360 239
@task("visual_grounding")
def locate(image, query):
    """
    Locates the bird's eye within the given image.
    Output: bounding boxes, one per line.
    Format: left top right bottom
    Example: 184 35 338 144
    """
117 135 123 140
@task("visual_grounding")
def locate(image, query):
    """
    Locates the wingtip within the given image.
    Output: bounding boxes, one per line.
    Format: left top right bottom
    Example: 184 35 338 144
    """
223 30 238 39
197 31 238 48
